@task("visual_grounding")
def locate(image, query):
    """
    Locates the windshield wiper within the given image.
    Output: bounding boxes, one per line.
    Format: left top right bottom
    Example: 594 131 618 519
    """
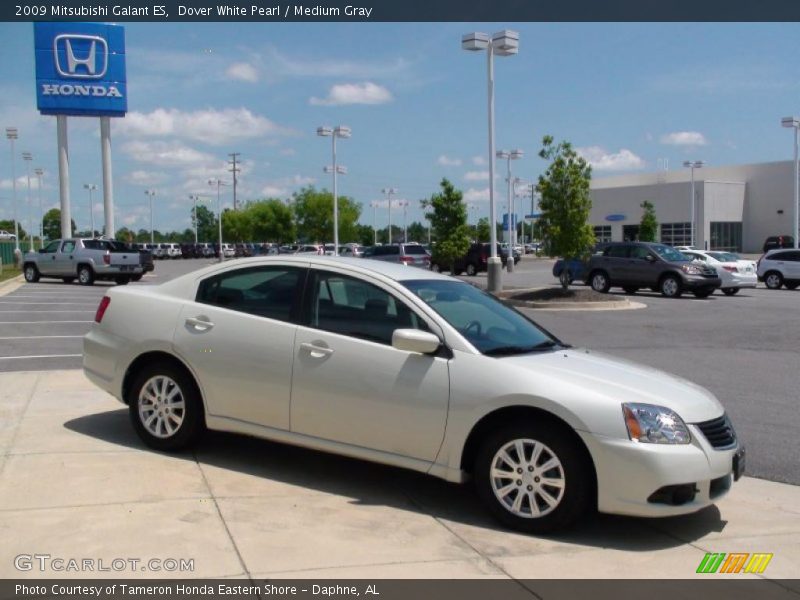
483 340 558 356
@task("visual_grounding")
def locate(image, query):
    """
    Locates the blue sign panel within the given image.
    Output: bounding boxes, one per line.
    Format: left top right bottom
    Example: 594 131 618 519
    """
502 213 520 228
34 22 127 117
605 213 626 222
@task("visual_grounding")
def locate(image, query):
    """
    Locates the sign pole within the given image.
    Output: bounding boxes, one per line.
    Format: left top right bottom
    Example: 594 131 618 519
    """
100 116 114 238
57 115 71 239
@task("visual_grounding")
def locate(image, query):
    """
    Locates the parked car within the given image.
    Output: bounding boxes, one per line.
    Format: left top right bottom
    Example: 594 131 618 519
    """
682 250 757 295
762 235 795 253
674 245 698 252
221 243 235 258
339 244 365 257
147 243 164 259
0 229 16 241
234 243 252 258
757 248 800 290
585 242 721 298
368 243 431 268
23 238 145 285
84 256 743 533
296 244 324 255
161 243 182 259
552 244 611 287
179 243 198 259
430 243 515 275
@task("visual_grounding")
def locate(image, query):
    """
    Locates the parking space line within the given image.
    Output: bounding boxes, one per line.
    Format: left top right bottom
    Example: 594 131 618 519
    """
0 335 84 340
0 354 82 360
0 320 92 324
0 310 95 313
0 302 98 306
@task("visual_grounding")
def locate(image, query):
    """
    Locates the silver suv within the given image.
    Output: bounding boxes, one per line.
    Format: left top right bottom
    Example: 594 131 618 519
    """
757 248 800 290
366 243 431 268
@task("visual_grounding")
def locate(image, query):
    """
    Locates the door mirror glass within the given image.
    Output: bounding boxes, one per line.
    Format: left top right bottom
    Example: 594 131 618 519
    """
392 329 441 354
645 254 656 262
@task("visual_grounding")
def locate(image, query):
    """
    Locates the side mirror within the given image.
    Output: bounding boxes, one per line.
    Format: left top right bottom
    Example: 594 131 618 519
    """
392 329 441 354
645 254 656 262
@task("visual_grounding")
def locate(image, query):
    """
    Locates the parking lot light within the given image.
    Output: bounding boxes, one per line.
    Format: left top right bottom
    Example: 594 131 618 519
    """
497 149 523 272
34 168 44 248
382 188 398 243
781 116 800 249
144 189 156 245
318 126 351 256
5 127 20 252
208 179 229 262
83 183 97 238
22 152 33 251
682 160 704 248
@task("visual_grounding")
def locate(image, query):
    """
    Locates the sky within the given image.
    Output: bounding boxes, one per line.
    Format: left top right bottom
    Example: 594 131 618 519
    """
1 21 800 236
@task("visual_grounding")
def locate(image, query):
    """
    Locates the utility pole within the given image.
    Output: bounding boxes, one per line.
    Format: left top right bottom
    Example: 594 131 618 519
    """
228 152 240 211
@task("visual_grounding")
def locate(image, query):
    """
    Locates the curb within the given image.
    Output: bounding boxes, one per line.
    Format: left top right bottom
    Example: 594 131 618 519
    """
0 273 24 297
495 287 646 311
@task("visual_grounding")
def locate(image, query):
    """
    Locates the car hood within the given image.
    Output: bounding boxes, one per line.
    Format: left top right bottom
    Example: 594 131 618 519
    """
501 348 723 423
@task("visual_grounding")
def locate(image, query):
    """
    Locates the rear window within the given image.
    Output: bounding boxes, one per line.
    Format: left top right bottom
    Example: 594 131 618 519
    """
402 245 427 255
605 245 628 258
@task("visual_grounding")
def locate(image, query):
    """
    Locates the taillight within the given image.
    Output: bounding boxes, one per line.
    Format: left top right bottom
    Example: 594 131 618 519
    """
95 296 111 323
722 265 738 273
103 254 111 265
400 256 413 264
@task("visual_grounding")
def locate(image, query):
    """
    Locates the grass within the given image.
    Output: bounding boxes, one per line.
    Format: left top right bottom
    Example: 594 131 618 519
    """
0 266 22 283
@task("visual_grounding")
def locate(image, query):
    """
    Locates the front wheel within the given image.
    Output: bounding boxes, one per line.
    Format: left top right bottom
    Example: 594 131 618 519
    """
722 288 739 296
474 423 593 533
23 263 40 283
127 364 204 451
590 271 610 293
660 275 682 298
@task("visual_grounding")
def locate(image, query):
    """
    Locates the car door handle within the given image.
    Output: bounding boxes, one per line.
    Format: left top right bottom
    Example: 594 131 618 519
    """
300 342 334 358
185 317 214 331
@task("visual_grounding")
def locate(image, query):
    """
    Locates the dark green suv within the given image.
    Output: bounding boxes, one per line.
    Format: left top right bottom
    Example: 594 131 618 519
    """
584 242 722 298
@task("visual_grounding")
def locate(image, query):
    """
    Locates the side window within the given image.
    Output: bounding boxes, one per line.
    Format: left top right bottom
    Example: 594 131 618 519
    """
605 245 628 258
196 266 303 322
309 271 428 344
43 241 60 253
629 246 652 260
61 241 76 253
770 251 789 261
786 251 800 262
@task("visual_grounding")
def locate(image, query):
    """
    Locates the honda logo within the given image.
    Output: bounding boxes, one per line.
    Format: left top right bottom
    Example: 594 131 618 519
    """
53 34 108 79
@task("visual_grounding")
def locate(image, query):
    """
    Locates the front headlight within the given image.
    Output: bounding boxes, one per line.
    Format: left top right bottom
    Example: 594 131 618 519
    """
622 403 691 444
681 264 703 275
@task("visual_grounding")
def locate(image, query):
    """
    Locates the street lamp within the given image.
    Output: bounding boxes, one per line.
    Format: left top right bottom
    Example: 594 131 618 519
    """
188 194 205 244
83 183 97 238
682 160 704 248
382 187 398 243
497 149 523 272
5 127 19 253
317 125 351 256
144 189 156 245
463 29 519 292
782 116 800 248
34 168 44 248
369 201 380 245
513 178 533 244
208 179 229 262
395 200 410 243
22 152 33 251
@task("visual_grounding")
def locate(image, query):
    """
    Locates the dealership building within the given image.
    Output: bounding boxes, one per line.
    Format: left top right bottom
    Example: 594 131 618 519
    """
588 160 797 253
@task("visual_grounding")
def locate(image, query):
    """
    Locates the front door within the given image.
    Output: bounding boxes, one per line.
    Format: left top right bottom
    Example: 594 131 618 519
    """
36 240 62 276
290 268 449 462
172 264 305 430
53 240 77 276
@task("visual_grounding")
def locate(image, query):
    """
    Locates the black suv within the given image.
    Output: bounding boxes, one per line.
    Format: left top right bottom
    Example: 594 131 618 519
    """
763 235 795 253
429 242 517 275
584 242 721 298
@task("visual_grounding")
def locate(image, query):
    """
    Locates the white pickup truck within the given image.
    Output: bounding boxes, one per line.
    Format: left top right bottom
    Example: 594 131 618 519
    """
23 238 145 286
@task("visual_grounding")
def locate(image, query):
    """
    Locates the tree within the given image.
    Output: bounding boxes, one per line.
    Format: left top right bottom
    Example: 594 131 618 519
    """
406 221 428 243
0 219 27 241
292 186 361 243
476 217 491 242
41 210 76 240
639 200 658 242
423 179 471 272
355 223 375 246
193 204 218 243
248 199 296 243
222 208 253 242
115 227 136 243
536 135 595 285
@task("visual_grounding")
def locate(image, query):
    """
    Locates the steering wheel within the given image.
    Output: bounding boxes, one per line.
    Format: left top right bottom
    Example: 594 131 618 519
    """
464 320 482 337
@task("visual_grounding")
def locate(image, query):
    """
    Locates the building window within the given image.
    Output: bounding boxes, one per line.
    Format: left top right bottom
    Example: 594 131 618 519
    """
660 222 692 247
593 225 612 243
710 222 742 252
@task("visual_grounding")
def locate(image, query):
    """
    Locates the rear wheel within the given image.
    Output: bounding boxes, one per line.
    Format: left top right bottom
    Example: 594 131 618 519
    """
77 264 95 286
660 275 682 298
23 263 40 283
589 271 610 293
764 271 783 290
430 263 441 273
474 422 592 533
622 286 638 295
559 269 572 288
722 288 739 296
466 263 478 276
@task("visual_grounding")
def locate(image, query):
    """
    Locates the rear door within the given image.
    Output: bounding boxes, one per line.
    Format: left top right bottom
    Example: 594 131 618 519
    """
172 263 306 430
601 244 630 282
783 251 800 279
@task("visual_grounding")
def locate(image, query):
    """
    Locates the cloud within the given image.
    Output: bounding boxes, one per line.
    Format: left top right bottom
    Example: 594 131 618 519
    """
310 82 393 106
463 188 489 203
124 170 168 186
0 176 42 190
117 108 292 145
660 131 708 147
464 171 490 182
279 148 296 156
226 62 259 83
472 156 487 166
576 147 646 172
437 155 462 167
263 48 410 80
261 185 289 198
122 140 217 168
259 175 317 199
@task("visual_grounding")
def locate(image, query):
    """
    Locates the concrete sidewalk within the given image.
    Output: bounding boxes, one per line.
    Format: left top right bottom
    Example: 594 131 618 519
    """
0 370 798 584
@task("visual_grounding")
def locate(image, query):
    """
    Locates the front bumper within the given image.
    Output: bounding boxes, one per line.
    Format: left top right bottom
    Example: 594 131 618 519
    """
579 426 740 518
682 275 721 290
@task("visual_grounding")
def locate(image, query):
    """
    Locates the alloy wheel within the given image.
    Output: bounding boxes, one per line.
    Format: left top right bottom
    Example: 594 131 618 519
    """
138 375 186 438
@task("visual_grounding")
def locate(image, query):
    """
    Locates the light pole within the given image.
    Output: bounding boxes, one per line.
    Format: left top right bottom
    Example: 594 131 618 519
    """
463 29 519 292
682 161 704 248
395 200 409 243
34 168 44 248
382 187 398 243
83 184 97 238
22 152 33 251
188 194 203 244
782 117 800 248
369 201 379 245
513 178 533 244
497 149 523 272
144 189 156 245
5 128 19 253
208 179 229 262
317 125 351 256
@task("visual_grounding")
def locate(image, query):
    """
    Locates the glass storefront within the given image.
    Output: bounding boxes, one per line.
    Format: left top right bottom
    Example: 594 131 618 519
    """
710 221 743 252
660 222 693 247
593 225 612 243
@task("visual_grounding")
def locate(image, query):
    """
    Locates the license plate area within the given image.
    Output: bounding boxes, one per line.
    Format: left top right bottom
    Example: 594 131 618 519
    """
733 446 746 481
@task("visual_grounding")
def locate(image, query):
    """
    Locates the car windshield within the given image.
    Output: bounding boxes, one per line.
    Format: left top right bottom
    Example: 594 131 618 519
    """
402 279 560 355
652 244 690 262
708 251 740 262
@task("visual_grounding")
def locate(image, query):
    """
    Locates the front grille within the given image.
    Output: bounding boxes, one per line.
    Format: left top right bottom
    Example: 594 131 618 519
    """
696 414 737 449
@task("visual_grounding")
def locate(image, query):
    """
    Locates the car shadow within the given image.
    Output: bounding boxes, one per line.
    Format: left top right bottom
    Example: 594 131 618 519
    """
64 409 728 551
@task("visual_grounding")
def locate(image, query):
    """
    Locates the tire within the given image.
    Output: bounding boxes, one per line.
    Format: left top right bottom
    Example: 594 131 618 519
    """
62 277 75 284
466 263 478 276
693 289 713 298
559 269 572 288
430 263 441 273
115 277 130 285
77 264 95 286
589 270 610 293
127 362 204 451
130 274 143 282
764 271 784 290
786 282 799 290
453 269 463 276
722 288 739 296
660 274 682 298
622 286 638 295
23 263 40 283
474 422 593 534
